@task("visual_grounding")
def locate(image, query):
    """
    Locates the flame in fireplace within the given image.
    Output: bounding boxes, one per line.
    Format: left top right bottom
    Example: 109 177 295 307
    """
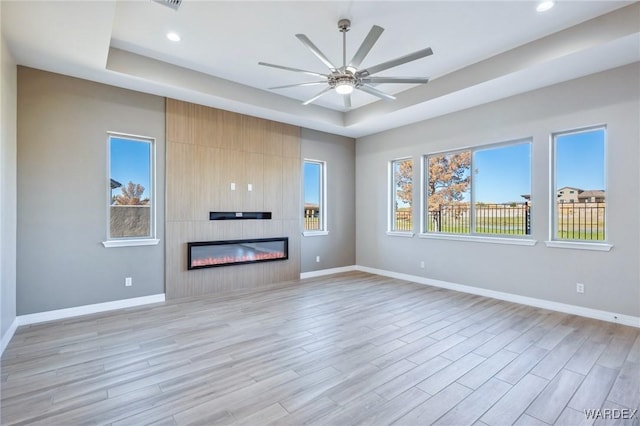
191 251 286 267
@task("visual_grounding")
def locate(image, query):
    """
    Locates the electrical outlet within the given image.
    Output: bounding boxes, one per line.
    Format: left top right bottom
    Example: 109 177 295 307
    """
420 261 425 269
125 277 132 287
248 183 253 191
576 283 584 293
230 182 236 191
316 256 320 263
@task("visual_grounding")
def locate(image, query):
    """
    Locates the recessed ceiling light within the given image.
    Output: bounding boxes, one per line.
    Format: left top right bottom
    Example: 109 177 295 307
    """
166 32 181 42
536 1 555 12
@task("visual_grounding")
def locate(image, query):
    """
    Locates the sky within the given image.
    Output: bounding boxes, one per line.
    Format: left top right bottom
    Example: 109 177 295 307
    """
110 137 151 199
473 142 531 203
303 162 321 205
111 130 604 207
442 129 604 204
555 128 605 191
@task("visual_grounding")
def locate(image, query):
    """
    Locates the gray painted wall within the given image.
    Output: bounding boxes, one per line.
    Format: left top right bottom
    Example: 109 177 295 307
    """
356 63 640 317
301 129 355 272
1 8 18 339
17 68 165 315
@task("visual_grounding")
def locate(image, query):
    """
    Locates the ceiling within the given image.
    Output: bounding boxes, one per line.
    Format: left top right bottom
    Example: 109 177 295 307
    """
3 1 639 138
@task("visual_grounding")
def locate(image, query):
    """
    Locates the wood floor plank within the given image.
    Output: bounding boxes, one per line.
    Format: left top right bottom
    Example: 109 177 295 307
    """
494 345 549 385
270 397 340 425
568 364 618 412
480 374 549 426
531 330 587 380
565 340 608 375
456 349 518 390
555 407 592 426
1 272 638 426
394 382 473 425
433 378 512 426
374 355 450 401
417 352 486 395
598 336 636 369
607 361 640 410
356 387 431 425
525 368 585 424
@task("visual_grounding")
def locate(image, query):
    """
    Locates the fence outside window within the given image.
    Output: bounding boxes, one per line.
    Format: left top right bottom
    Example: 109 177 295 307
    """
557 202 605 241
304 207 320 231
425 203 530 235
394 209 413 231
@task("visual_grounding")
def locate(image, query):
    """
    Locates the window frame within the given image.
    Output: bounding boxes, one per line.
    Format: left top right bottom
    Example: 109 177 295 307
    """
102 131 159 248
302 158 328 237
421 138 535 245
547 125 611 251
388 157 414 236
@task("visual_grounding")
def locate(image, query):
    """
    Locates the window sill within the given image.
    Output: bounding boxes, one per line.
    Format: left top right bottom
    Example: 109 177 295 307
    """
102 239 160 248
303 231 329 237
386 231 415 238
418 233 537 246
544 240 613 251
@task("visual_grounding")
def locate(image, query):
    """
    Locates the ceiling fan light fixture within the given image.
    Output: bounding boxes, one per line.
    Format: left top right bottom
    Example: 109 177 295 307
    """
335 80 355 95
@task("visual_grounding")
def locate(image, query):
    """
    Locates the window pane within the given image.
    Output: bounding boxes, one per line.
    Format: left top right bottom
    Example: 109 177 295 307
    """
473 142 531 235
426 151 471 234
109 136 152 239
391 159 413 232
554 128 605 241
303 161 323 231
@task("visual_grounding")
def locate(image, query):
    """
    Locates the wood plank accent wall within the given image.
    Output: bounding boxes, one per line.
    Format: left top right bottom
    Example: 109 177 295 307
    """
165 99 301 299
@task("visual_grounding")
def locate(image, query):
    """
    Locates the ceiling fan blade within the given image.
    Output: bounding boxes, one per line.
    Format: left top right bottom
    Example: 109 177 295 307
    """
258 62 328 78
295 34 338 72
357 84 396 101
361 76 430 84
357 47 433 77
268 81 327 90
344 94 352 109
348 25 384 69
302 87 334 105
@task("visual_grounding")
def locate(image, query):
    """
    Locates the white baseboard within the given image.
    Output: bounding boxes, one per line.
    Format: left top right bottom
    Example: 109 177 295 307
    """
16 294 166 327
300 265 357 279
1 317 19 355
356 265 640 328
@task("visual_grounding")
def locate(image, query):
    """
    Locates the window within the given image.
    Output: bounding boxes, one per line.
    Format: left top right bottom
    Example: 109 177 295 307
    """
104 133 157 247
390 158 413 232
552 126 606 241
303 160 327 234
426 150 471 234
425 140 531 237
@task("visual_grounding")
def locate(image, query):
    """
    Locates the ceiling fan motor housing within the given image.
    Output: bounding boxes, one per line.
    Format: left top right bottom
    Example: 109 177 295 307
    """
329 74 358 89
338 19 351 32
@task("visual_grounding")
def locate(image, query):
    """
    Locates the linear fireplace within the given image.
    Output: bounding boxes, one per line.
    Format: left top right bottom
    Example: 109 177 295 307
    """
187 237 288 270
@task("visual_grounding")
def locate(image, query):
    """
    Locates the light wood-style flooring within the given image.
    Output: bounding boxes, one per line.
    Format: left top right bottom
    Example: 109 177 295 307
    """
2 272 639 425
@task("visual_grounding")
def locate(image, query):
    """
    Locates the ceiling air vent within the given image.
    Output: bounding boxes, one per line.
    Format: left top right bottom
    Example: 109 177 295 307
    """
152 0 181 11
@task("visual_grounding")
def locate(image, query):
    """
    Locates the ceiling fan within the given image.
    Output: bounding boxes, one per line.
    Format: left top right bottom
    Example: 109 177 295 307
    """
259 19 433 108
